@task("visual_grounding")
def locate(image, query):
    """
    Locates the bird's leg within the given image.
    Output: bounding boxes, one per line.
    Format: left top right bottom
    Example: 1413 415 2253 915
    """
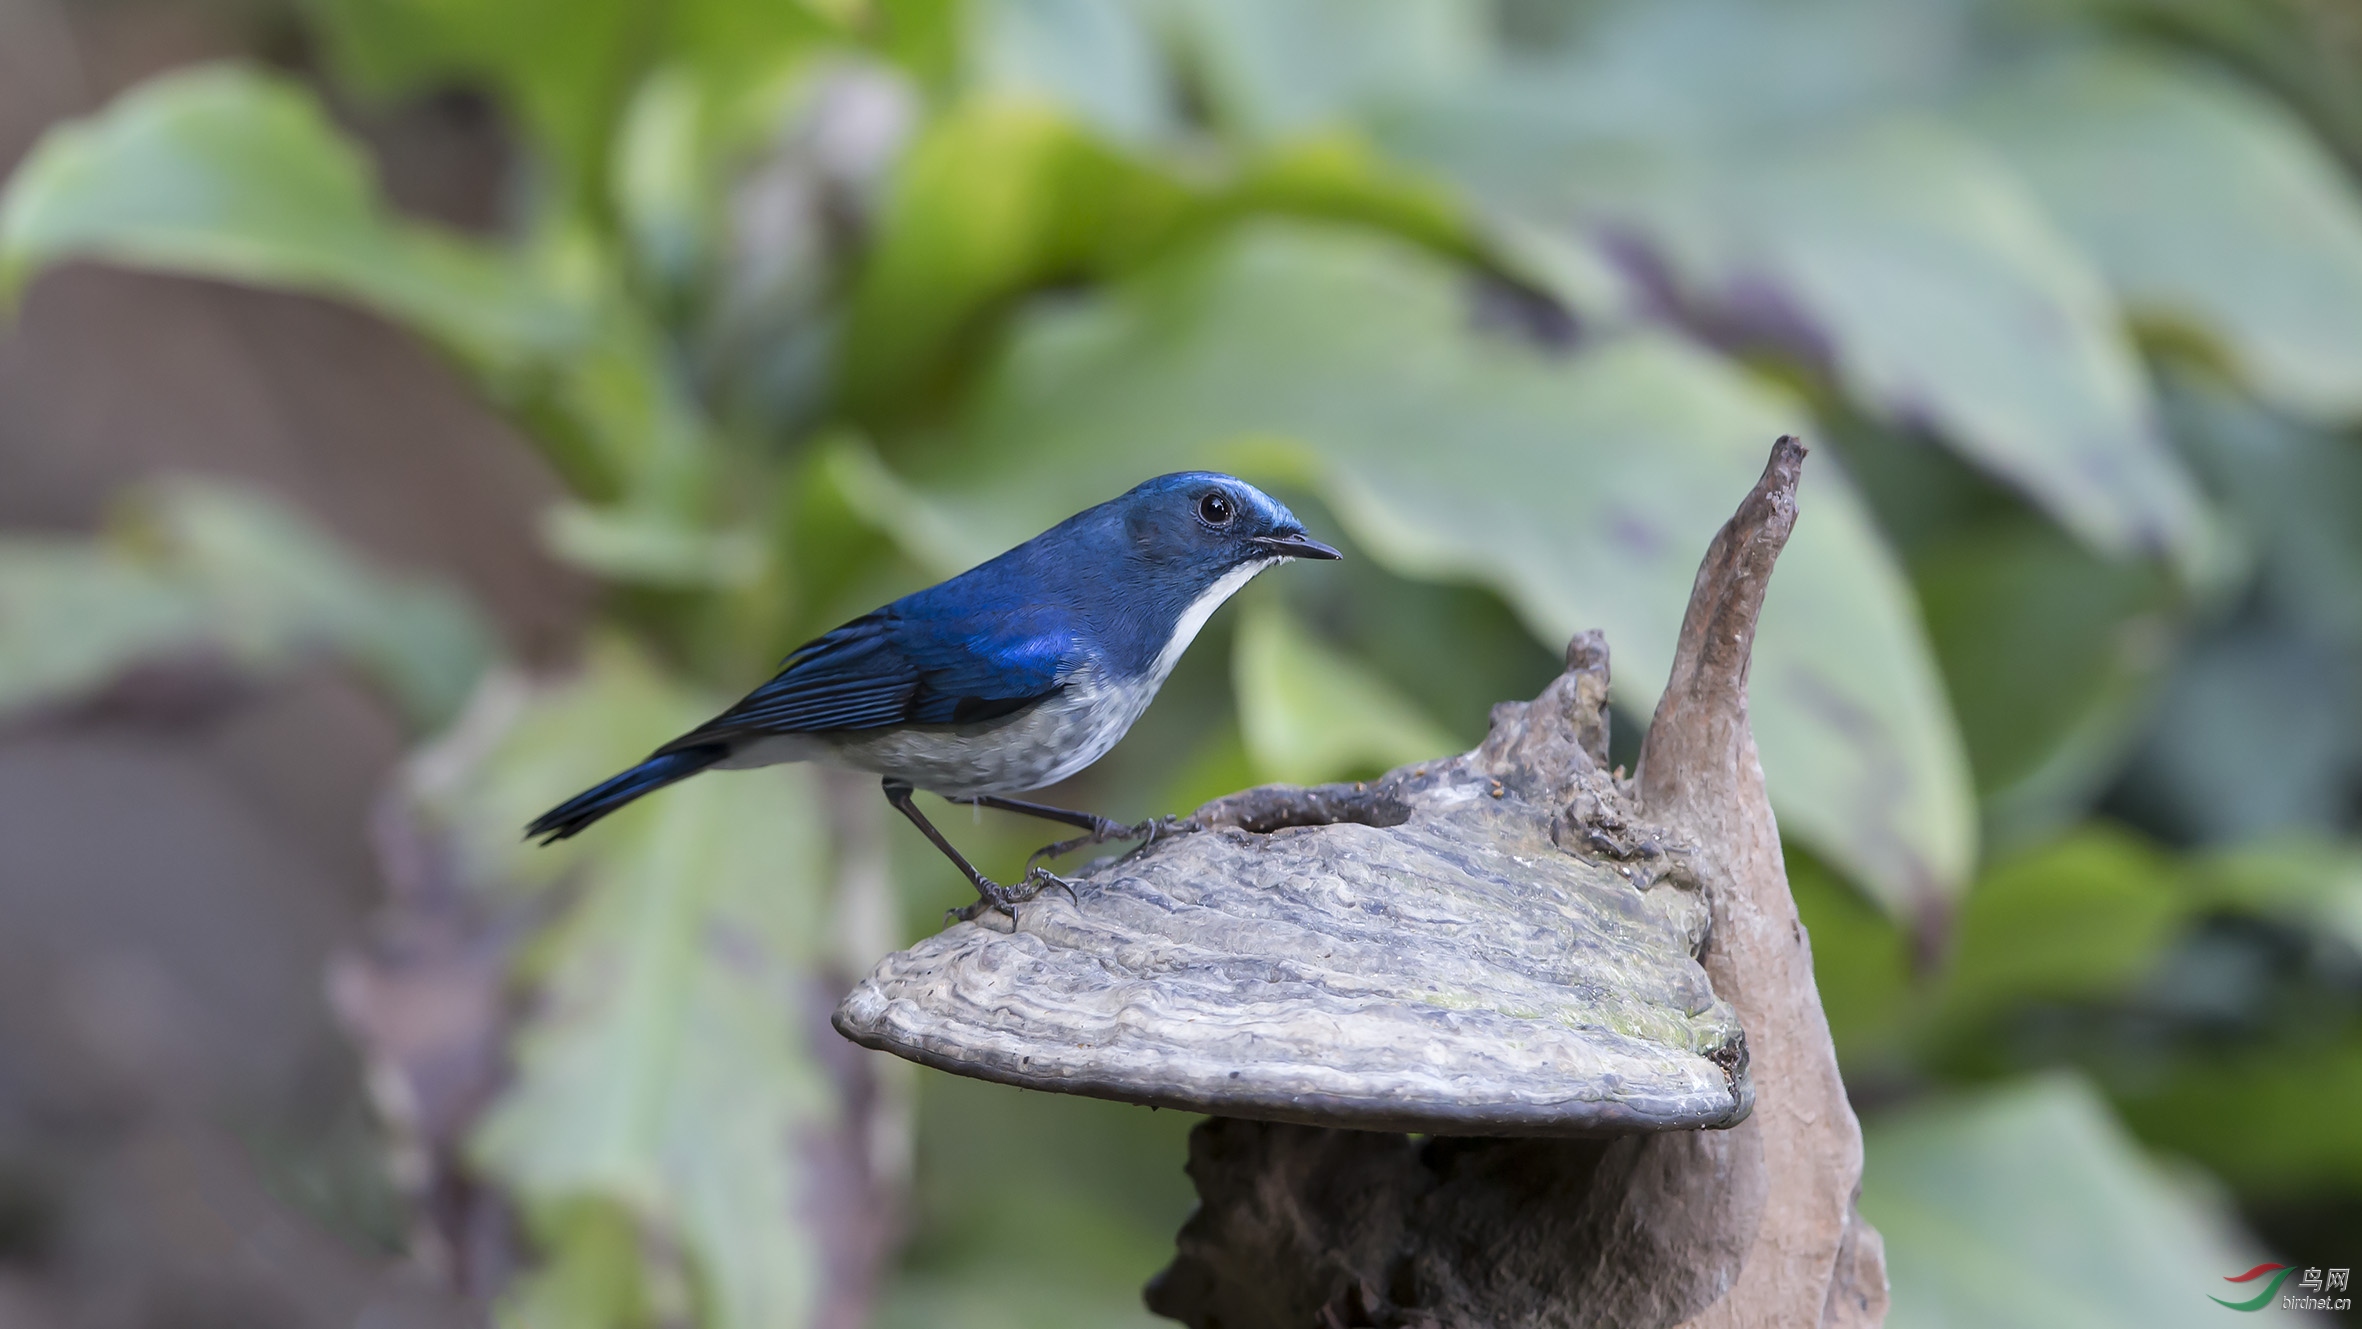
882 779 1037 922
1022 813 1190 876
950 794 1179 871
948 794 1132 840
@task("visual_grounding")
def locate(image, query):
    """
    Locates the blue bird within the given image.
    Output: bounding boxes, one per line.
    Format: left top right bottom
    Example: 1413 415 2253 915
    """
527 472 1341 917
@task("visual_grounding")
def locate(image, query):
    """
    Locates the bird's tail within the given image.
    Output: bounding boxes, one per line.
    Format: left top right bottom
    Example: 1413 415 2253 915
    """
525 743 729 843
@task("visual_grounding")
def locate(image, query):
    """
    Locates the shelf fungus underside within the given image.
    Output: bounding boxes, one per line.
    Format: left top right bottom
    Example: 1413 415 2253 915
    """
834 638 1752 1137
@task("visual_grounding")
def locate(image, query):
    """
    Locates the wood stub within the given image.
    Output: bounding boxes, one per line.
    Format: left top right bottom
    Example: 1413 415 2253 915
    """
1636 435 1889 1328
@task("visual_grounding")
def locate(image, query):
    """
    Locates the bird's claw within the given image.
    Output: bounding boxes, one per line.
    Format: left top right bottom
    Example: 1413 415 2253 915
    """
946 865 1085 923
1133 813 1190 849
946 877 1025 923
1021 864 1081 905
946 815 1198 922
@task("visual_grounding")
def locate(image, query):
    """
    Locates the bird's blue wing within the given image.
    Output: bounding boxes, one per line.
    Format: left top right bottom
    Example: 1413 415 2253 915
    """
670 599 1078 745
710 625 919 732
899 613 1075 724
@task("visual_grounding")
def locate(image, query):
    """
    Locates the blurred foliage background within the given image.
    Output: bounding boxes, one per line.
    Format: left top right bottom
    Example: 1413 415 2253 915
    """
2 0 2360 1324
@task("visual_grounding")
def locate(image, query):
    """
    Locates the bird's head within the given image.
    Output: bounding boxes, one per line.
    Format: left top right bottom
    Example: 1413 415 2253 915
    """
1115 472 1342 577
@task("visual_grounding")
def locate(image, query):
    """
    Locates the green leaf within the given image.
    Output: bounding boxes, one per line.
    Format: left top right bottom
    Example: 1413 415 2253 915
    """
0 66 719 510
1222 131 1482 272
1171 0 1487 141
839 98 1200 416
1905 831 2362 1200
659 0 849 109
838 93 1500 426
875 1075 1196 1329
814 432 985 579
540 501 769 589
1382 80 2212 569
964 0 1178 145
2101 842 2362 1199
2165 367 2362 645
2116 624 2359 843
1723 119 2208 567
304 0 639 204
1861 1074 2302 1327
1913 516 2178 851
1801 827 2197 1076
1931 826 2189 1037
493 1200 650 1329
1786 845 1914 1066
540 283 722 510
0 545 213 711
2196 839 2362 956
2093 0 2362 185
303 0 839 206
0 66 582 372
1279 530 1565 744
1434 0 1976 139
1232 598 1460 786
0 479 492 731
1963 49 2362 423
412 642 835 1329
2113 1037 2362 1198
613 66 715 299
890 220 1974 914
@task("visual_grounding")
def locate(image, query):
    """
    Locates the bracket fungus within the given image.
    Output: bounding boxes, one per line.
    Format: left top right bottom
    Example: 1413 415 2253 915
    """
835 438 1887 1327
834 629 1745 1135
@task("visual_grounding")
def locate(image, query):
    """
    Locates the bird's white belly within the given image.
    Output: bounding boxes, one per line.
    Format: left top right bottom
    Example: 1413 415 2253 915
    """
720 665 1159 797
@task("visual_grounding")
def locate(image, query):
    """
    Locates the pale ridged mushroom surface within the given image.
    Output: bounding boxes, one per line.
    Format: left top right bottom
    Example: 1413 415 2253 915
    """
833 636 1752 1137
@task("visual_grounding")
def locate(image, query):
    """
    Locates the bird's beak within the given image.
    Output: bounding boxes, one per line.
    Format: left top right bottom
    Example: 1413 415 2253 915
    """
1254 532 1343 561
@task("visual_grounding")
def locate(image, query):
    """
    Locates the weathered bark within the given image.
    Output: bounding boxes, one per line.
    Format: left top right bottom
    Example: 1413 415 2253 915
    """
836 438 1886 1326
1633 438 1887 1329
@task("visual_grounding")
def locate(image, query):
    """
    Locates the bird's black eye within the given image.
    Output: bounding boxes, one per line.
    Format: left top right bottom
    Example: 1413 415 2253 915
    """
1197 492 1235 527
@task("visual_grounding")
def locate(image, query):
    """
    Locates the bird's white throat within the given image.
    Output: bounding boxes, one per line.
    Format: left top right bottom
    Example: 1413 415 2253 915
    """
1149 556 1278 686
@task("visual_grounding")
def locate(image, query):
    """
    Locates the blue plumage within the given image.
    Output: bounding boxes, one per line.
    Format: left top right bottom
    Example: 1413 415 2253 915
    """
708 597 1075 735
526 471 1339 918
527 745 728 841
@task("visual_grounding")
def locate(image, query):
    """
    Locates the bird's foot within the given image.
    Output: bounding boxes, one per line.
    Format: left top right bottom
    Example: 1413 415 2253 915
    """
1023 813 1189 873
1021 864 1081 905
944 865 1082 923
946 876 1025 924
1132 813 1193 849
1024 832 1095 870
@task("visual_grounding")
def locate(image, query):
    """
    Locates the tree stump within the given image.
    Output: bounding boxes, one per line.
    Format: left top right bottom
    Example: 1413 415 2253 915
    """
834 438 1887 1327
